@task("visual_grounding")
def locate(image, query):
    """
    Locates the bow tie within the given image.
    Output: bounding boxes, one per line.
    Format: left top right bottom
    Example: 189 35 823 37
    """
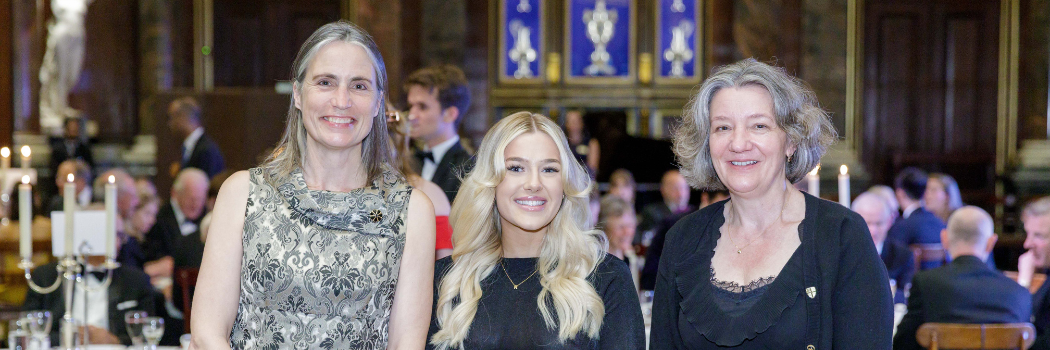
416 150 435 163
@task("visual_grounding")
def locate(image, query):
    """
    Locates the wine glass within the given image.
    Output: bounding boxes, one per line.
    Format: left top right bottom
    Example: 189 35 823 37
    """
23 310 51 350
8 318 30 350
124 310 149 348
141 317 164 350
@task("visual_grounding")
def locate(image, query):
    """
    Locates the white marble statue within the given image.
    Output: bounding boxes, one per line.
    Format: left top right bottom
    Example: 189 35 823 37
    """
39 0 93 134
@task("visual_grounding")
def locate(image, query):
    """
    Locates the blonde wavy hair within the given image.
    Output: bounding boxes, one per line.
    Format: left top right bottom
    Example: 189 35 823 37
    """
430 112 608 349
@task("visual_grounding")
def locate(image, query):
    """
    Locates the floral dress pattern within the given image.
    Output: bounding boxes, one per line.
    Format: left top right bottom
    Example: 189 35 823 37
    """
230 166 411 349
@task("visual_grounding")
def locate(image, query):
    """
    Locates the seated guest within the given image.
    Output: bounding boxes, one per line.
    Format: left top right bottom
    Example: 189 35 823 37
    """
23 235 157 346
168 96 225 178
47 159 92 213
889 167 946 270
122 191 159 270
599 194 640 289
893 206 1031 350
924 173 964 223
607 168 636 207
428 112 644 349
868 184 900 221
636 170 693 246
1022 197 1050 350
853 191 914 304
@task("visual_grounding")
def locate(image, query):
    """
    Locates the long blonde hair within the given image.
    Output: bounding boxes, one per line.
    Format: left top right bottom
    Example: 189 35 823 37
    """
430 112 608 349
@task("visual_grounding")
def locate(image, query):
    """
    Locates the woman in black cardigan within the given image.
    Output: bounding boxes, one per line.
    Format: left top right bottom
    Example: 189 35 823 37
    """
650 58 892 349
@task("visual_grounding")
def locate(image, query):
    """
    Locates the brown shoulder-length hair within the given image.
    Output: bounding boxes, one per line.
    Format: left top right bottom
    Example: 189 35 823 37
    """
261 21 392 183
672 58 837 190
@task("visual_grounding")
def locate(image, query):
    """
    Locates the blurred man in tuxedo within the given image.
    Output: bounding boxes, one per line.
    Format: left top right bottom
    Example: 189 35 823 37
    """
853 191 914 304
1022 197 1050 350
404 64 473 202
47 159 92 213
636 170 693 246
889 167 946 270
23 216 156 346
49 117 94 179
168 97 224 178
893 206 1030 350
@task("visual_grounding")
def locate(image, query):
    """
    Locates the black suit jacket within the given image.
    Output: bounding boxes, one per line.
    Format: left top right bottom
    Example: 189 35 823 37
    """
1031 273 1050 350
48 138 95 174
183 134 225 178
889 207 946 270
145 203 205 315
426 141 473 202
22 263 156 346
892 255 1032 350
881 239 916 304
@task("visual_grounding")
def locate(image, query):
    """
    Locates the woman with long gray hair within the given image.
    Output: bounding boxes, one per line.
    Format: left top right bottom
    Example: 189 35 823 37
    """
190 21 435 349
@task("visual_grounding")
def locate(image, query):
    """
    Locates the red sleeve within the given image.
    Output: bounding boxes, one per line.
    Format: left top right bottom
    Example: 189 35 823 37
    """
435 215 453 250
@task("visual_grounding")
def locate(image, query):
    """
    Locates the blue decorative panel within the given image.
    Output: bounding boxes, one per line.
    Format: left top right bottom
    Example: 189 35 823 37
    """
567 0 633 78
502 0 543 80
657 0 698 79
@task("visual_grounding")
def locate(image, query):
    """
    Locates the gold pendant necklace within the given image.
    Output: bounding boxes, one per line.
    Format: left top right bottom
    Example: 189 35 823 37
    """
501 259 538 289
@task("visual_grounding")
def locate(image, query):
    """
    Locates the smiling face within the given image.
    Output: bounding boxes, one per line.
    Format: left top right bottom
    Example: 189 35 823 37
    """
707 85 795 196
495 132 565 236
294 41 381 153
1024 213 1050 268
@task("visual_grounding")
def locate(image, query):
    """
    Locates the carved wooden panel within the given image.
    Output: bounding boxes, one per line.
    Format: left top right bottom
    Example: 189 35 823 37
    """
1 0 12 147
863 0 999 203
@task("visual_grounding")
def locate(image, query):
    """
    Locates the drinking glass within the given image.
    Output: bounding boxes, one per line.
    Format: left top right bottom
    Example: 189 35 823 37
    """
23 311 51 350
8 318 30 350
141 317 164 350
125 310 149 347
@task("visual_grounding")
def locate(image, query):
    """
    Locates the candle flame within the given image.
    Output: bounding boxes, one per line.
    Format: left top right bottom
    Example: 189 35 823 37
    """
809 165 820 176
21 175 30 184
67 174 75 182
0 147 8 157
840 165 848 175
20 146 30 158
108 175 115 184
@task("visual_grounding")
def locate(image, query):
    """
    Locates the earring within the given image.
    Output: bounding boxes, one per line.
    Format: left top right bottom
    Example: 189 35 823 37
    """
787 153 794 164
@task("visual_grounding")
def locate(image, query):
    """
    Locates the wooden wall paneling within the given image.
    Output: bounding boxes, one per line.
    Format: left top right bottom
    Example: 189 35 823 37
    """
152 90 289 199
1 0 12 147
1017 0 1048 142
11 0 47 133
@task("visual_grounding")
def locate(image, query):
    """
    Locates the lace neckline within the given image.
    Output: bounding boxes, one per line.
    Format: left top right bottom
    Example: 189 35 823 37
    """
710 268 777 293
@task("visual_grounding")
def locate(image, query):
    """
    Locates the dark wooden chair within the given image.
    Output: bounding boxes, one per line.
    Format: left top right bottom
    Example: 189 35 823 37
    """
916 323 1036 350
911 243 949 273
174 267 200 333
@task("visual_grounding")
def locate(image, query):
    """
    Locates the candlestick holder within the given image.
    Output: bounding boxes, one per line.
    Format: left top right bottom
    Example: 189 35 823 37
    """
19 244 120 350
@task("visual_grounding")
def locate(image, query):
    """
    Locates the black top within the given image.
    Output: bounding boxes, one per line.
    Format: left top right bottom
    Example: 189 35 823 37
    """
651 193 893 350
893 255 1031 350
427 254 645 349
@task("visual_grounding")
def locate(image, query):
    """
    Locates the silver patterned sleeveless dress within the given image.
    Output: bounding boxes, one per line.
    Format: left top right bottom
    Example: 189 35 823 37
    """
230 166 411 349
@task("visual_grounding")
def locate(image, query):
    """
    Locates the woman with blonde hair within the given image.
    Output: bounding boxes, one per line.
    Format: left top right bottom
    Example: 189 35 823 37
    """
924 173 964 222
427 112 644 349
191 21 434 349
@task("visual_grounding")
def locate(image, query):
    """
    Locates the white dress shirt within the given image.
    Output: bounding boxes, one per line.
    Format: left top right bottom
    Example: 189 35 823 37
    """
902 203 920 219
171 198 198 236
421 135 460 182
72 272 109 331
182 127 205 163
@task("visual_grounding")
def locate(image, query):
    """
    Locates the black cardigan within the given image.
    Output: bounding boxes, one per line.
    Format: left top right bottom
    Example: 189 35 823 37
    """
650 192 893 349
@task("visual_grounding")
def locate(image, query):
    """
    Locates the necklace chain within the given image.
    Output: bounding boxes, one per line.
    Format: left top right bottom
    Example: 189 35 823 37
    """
500 259 538 289
726 190 792 254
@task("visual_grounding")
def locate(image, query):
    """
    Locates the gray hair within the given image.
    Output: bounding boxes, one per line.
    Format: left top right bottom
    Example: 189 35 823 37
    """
672 58 837 190
1024 196 1050 219
173 168 209 193
852 191 893 221
262 21 391 183
598 194 634 226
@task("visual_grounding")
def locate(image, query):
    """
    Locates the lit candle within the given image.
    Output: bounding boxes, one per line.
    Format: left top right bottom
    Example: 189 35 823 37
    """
838 165 851 207
19 176 32 260
807 165 820 196
64 173 75 256
0 147 10 171
19 146 30 169
105 175 116 259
